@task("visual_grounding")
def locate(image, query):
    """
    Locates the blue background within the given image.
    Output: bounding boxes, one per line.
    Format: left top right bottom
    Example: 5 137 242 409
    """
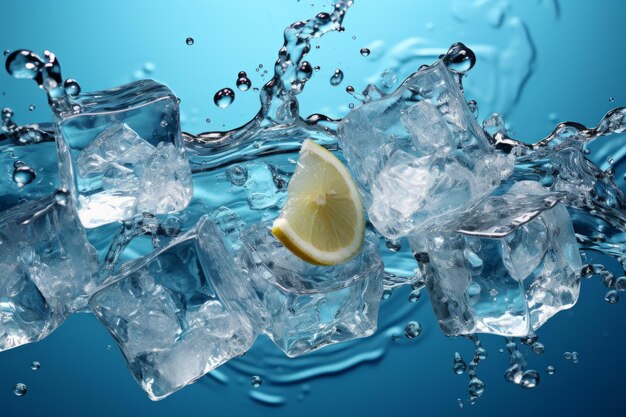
1 1 625 416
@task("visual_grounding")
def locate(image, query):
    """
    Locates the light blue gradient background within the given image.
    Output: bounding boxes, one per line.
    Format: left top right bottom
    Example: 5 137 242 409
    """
1 1 625 416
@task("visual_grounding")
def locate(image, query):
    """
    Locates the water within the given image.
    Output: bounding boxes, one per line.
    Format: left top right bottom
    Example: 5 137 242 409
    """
1 0 626 415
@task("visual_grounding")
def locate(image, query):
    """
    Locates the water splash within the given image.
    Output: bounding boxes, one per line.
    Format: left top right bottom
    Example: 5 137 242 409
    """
2 0 626 408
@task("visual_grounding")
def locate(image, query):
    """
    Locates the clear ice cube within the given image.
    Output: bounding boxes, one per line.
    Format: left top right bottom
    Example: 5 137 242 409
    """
338 60 513 239
90 215 267 400
0 194 99 351
55 80 193 228
238 223 384 358
409 181 582 337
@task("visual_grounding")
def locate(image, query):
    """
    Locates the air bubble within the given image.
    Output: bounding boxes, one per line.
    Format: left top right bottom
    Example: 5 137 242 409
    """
360 48 370 57
605 290 619 304
408 289 421 303
12 163 36 187
214 88 235 108
453 352 467 374
251 375 262 388
13 383 27 397
404 321 422 339
468 377 484 398
532 342 545 355
520 370 540 389
31 361 40 371
226 164 249 186
28 104 35 111
546 366 555 375
186 37 195 45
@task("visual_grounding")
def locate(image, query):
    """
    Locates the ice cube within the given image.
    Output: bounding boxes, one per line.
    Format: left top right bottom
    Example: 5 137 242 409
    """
409 181 582 337
238 223 384 358
338 60 514 239
0 194 99 351
55 80 193 228
90 215 267 400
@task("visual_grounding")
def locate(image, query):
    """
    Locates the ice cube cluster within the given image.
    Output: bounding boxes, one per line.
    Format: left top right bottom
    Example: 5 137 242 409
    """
0 58 583 400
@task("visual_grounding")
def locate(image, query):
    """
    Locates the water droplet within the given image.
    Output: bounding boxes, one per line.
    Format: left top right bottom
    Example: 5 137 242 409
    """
360 48 370 57
346 85 355 94
226 164 249 186
605 289 619 304
205 118 211 124
28 104 35 111
12 163 36 187
185 37 195 46
236 72 252 91
453 352 467 375
546 365 555 375
5 50 44 80
609 97 615 102
251 375 262 388
404 320 422 339
408 289 421 303
352 35 356 40
31 361 40 371
442 42 476 74
297 61 313 81
330 69 344 86
348 103 355 109
520 370 540 389
468 377 484 398
64 79 81 96
214 88 235 108
532 342 545 355
13 383 27 397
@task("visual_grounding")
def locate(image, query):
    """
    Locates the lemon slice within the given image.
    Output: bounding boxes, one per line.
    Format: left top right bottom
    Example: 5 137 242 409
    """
272 139 365 266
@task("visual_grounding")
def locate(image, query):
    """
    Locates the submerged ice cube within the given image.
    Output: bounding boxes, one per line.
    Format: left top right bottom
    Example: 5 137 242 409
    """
0 194 99 351
55 80 193 228
238 223 384 357
90 215 266 400
410 181 582 337
338 60 513 239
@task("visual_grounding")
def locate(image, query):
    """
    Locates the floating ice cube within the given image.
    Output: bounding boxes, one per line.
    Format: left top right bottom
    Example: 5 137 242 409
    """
55 80 193 228
409 181 582 337
0 194 99 351
238 223 384 357
338 61 513 239
90 215 267 400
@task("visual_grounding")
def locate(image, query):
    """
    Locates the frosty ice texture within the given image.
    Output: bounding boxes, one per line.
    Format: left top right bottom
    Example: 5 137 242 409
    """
338 60 513 239
0 195 99 351
90 216 266 400
239 223 384 357
55 80 193 228
410 181 582 337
